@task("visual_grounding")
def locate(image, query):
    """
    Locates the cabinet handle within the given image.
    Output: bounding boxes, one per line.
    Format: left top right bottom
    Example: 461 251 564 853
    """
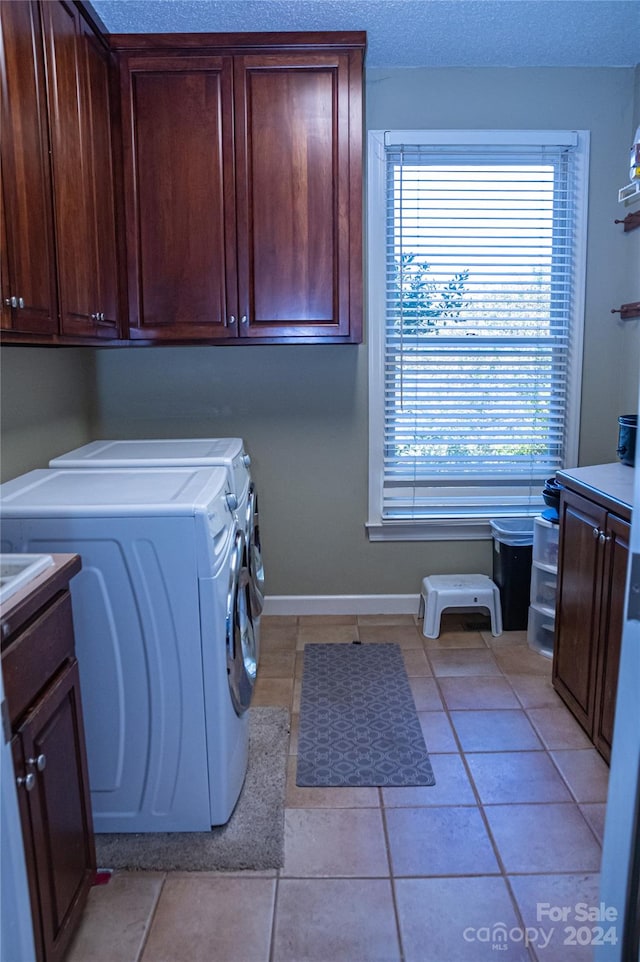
599 532 611 545
28 754 46 772
16 773 36 792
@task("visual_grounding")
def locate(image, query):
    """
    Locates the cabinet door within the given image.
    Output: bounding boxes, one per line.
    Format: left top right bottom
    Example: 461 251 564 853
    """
553 489 606 733
234 51 363 342
593 512 630 761
41 0 119 339
11 735 42 960
82 20 120 336
16 660 96 962
0 0 58 335
120 54 236 340
1 182 11 330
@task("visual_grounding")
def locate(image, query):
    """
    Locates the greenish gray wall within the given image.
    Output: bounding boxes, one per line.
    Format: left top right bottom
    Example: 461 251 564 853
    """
1 65 638 599
0 348 95 481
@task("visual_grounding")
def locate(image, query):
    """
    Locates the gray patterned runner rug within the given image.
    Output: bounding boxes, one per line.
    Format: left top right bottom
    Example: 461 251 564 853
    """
296 642 435 787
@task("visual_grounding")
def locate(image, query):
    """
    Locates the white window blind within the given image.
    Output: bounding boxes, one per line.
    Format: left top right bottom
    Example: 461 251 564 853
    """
368 130 588 536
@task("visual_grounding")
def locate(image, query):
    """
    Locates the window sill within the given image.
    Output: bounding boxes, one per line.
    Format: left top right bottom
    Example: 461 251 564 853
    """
366 520 494 542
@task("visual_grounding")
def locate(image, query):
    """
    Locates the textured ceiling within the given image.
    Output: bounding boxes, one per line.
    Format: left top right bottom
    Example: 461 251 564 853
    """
90 0 640 68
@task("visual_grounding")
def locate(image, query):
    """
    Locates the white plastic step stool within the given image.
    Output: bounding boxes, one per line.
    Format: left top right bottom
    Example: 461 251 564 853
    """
418 574 502 638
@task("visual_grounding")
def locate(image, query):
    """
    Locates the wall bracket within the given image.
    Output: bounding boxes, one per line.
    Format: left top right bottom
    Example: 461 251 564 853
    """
611 302 640 321
615 211 640 233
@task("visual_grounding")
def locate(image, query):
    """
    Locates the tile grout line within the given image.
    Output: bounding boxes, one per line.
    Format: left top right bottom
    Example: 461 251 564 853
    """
414 623 537 960
267 872 280 962
378 787 407 962
134 872 168 962
418 628 584 962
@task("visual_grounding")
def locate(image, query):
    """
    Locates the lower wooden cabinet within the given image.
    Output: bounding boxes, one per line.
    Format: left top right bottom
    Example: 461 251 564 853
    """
553 483 630 763
593 511 629 758
1 556 95 962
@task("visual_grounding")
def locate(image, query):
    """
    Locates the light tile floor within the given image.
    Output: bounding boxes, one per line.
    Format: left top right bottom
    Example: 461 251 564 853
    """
66 613 608 962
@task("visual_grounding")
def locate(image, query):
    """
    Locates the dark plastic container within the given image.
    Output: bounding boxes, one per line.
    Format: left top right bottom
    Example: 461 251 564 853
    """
490 519 534 631
617 415 637 466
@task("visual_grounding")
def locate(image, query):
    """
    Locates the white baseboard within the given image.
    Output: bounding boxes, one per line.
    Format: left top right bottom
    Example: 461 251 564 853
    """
262 594 420 616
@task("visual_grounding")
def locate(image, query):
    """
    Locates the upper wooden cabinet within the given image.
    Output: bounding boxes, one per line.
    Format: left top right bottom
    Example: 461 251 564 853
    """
41 1 120 339
0 0 58 337
1 0 121 344
117 53 235 341
113 33 365 343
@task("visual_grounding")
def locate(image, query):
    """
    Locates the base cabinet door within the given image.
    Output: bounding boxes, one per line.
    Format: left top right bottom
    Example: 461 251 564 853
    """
593 512 630 760
12 660 95 962
553 486 630 762
553 489 605 732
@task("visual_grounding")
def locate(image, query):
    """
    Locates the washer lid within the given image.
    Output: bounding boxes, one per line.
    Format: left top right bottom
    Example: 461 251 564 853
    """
49 438 245 468
0 467 231 518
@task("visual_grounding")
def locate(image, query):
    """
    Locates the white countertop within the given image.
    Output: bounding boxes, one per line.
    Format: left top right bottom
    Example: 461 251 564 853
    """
557 462 634 513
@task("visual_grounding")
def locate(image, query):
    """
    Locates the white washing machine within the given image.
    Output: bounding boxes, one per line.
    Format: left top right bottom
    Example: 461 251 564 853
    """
49 438 265 656
0 466 256 832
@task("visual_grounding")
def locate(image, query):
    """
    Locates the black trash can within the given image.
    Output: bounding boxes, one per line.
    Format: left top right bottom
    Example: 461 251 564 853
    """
490 519 534 631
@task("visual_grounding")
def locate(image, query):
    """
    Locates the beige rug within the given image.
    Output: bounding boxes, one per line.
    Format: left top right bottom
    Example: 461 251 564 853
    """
94 707 289 871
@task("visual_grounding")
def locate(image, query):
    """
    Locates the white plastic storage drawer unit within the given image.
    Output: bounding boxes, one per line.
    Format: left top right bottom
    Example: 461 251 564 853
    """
527 516 559 658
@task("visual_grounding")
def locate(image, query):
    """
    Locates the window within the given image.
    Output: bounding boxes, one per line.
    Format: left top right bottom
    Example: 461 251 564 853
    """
367 130 589 541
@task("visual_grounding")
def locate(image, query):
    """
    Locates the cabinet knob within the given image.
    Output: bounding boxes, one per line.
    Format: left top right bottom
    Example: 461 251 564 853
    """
240 315 248 326
28 754 46 772
228 315 236 326
592 527 600 539
599 532 611 545
16 773 36 792
91 313 99 321
18 296 24 309
5 296 17 308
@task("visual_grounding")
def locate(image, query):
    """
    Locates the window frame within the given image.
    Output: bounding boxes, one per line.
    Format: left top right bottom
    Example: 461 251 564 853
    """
367 129 590 542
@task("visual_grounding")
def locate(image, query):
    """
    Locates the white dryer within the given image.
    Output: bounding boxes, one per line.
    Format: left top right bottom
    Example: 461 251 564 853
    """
0 466 256 832
49 438 265 655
